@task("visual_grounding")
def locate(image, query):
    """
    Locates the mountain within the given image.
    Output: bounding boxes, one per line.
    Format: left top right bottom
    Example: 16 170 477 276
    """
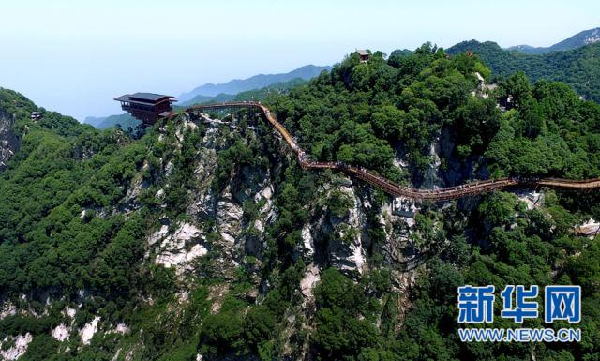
506 44 538 53
233 78 308 102
2 48 600 360
181 77 309 107
507 27 600 53
84 112 139 130
0 88 35 170
178 64 330 102
448 40 600 102
178 92 236 107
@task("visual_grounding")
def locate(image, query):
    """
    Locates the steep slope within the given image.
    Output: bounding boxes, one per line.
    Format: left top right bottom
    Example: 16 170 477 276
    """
507 27 600 53
0 110 18 171
0 89 417 360
1 46 599 361
0 88 38 171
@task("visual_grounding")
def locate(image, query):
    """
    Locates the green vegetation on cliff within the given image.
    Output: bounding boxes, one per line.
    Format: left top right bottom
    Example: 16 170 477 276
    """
448 40 600 103
1 42 600 361
269 44 600 184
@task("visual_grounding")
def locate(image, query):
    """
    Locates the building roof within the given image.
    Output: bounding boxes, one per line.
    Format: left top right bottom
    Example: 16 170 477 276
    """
114 93 176 104
356 50 369 56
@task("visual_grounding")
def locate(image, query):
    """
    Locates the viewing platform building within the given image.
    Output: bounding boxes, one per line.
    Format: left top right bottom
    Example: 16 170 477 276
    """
114 92 176 125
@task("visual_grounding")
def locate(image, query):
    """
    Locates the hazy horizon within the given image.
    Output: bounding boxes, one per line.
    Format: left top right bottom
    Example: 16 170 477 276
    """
1 0 598 121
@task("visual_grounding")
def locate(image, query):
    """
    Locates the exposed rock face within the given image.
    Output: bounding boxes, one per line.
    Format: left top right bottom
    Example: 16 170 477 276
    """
119 175 147 213
300 263 321 301
80 316 100 345
301 224 315 259
392 197 418 224
65 307 77 319
292 175 424 276
422 142 443 189
180 117 277 279
516 189 544 210
583 28 600 45
110 323 129 335
0 111 445 359
0 110 19 172
575 218 600 237
0 333 32 360
216 189 244 248
52 323 69 342
380 198 419 268
320 185 368 274
0 301 17 321
152 223 207 275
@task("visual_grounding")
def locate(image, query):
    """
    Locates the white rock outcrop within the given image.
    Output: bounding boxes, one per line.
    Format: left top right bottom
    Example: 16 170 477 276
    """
1 333 33 360
0 111 19 172
300 263 321 300
112 323 130 335
516 190 544 210
65 307 77 319
80 316 100 345
148 224 169 246
328 186 367 274
52 323 69 341
217 192 244 247
575 218 600 237
302 224 315 258
153 223 207 274
0 301 17 321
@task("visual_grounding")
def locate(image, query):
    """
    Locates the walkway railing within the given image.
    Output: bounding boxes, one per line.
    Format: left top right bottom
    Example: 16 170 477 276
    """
186 102 600 202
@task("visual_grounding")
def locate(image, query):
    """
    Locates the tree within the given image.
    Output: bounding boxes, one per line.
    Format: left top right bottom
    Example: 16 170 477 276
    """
453 97 501 156
500 71 532 108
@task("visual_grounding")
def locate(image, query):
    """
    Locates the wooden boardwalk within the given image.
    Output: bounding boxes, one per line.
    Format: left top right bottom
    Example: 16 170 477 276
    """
186 102 600 202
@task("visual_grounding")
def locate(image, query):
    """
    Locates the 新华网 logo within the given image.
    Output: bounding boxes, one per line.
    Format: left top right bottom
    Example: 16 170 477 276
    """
456 285 581 342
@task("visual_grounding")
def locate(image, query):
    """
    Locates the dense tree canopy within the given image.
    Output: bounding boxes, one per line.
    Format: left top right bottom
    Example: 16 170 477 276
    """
267 44 600 184
1 41 600 360
448 40 600 103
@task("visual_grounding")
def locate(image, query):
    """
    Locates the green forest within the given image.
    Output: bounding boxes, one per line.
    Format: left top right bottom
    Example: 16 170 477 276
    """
270 45 600 184
448 40 600 103
0 42 599 360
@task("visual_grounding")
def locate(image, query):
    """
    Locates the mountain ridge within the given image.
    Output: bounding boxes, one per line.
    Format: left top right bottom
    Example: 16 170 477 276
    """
506 27 600 54
178 64 330 102
1 46 600 360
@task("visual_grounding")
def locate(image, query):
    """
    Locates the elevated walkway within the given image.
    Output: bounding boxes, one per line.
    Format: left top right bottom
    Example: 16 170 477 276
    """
187 102 600 202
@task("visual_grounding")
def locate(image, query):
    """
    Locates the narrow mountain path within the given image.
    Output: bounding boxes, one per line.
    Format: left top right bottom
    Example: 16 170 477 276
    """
185 102 600 202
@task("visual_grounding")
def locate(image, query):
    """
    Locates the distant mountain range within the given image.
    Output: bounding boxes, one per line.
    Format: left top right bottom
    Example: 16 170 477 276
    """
179 93 236 107
506 27 600 54
84 113 140 130
178 65 331 102
180 78 309 107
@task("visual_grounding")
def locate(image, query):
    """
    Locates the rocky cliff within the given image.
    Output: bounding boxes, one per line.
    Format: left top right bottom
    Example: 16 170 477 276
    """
2 47 598 360
0 110 20 171
0 107 434 360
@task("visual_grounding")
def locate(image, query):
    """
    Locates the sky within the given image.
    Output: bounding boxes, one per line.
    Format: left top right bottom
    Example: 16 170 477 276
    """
0 0 598 121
